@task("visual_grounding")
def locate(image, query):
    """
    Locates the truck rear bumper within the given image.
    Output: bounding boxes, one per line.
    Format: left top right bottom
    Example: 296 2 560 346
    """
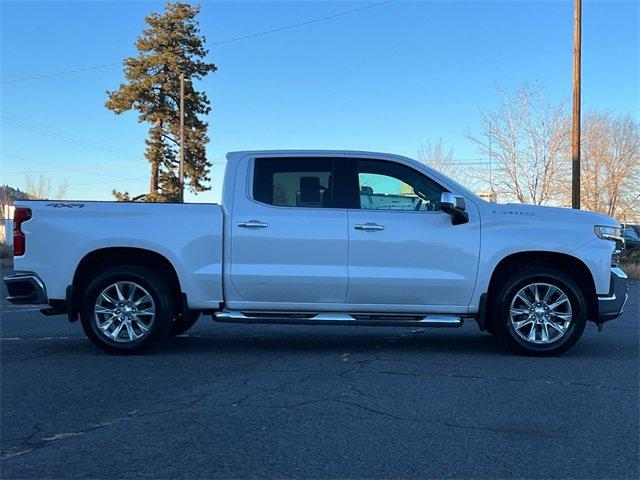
597 267 629 324
3 271 48 305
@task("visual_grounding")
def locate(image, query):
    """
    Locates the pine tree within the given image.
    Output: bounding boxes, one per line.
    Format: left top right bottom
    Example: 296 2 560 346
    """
106 2 217 202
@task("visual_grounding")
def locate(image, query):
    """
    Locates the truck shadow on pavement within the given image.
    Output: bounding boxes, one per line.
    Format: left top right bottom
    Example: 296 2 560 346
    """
154 328 512 357
5 327 516 360
3 312 624 360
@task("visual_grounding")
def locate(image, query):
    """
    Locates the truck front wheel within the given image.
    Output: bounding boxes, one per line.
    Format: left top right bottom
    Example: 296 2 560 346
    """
491 266 588 355
80 266 175 354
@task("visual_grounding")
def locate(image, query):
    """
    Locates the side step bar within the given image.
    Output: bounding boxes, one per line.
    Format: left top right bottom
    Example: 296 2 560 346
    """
214 311 464 328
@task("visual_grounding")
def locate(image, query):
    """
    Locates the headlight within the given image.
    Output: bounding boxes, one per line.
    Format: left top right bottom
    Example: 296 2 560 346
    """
594 225 623 242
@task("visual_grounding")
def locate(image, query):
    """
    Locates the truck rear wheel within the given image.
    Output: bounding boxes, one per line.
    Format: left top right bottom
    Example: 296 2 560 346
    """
80 266 174 354
491 266 587 355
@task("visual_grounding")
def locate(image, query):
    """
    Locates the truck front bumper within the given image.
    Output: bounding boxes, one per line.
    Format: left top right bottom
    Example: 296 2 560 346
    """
597 267 629 324
3 271 48 305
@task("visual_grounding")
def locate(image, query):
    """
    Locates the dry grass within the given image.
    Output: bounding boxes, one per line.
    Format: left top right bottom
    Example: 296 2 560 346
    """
620 261 640 280
620 247 640 281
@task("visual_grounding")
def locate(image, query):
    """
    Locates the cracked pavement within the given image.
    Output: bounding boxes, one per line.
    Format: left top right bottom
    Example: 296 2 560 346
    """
1 281 638 479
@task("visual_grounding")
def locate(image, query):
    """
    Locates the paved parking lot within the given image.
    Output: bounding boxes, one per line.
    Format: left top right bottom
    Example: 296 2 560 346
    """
1 273 638 479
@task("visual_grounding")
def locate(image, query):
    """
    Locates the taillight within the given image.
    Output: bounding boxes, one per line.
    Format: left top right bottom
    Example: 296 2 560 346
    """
13 207 32 256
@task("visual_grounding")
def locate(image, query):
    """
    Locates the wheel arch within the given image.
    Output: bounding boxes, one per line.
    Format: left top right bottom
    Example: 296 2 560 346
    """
68 247 183 322
484 251 598 331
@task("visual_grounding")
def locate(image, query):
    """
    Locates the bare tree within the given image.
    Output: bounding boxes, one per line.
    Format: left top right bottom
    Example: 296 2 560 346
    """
416 138 482 191
467 84 570 205
25 175 68 200
571 113 640 221
417 138 456 176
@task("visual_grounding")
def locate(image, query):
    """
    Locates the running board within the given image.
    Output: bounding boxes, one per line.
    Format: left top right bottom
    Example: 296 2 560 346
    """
214 311 464 328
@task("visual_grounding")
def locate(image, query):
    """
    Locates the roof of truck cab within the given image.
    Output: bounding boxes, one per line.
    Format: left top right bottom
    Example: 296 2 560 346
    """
226 150 412 161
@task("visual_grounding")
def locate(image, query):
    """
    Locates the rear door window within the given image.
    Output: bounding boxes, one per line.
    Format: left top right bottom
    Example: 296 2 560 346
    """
253 158 335 208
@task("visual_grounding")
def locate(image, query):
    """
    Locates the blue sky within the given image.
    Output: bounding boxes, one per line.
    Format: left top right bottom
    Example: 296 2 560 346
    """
1 0 638 202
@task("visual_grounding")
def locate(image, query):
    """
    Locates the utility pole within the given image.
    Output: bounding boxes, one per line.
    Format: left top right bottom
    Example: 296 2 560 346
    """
179 73 185 202
488 121 493 195
571 0 582 209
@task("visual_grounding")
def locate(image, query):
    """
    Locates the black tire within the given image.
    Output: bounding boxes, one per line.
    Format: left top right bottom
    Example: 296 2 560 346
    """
169 311 201 336
80 266 175 354
491 266 588 356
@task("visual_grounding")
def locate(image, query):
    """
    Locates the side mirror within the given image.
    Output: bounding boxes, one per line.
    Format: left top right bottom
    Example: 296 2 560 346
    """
440 192 469 225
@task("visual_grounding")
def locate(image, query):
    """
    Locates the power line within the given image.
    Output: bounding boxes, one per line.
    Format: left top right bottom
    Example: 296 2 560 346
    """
0 151 226 178
0 157 227 177
2 110 140 157
1 153 131 180
1 114 141 162
66 177 150 188
422 158 493 166
208 0 395 46
1 63 120 86
0 161 227 177
0 162 147 176
1 111 229 172
1 1 395 85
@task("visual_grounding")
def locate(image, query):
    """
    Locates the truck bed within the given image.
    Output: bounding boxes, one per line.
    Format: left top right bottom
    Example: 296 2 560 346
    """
13 200 224 310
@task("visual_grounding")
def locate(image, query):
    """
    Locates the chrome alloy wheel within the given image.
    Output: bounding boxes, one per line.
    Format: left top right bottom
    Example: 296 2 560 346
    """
94 281 156 343
509 282 573 345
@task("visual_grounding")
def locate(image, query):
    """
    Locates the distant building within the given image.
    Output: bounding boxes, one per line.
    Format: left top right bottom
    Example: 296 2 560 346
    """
477 190 498 202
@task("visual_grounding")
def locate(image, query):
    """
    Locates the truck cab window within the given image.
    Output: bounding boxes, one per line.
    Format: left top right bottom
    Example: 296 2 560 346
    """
356 159 445 211
253 158 334 208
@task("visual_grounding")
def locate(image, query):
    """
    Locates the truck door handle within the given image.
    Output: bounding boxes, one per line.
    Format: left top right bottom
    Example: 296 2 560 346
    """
354 223 385 231
238 220 268 228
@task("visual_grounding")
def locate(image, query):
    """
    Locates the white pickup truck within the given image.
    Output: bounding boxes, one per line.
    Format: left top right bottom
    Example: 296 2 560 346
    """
4 150 629 355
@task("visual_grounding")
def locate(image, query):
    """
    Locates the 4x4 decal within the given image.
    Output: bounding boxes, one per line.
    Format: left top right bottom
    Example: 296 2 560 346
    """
46 203 86 208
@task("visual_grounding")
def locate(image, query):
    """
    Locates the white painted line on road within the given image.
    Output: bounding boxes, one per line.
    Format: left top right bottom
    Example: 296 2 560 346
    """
1 307 46 313
1 336 72 341
1 333 206 341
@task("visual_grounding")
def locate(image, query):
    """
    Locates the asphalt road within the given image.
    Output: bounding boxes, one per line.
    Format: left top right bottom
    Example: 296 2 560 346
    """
1 272 638 479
